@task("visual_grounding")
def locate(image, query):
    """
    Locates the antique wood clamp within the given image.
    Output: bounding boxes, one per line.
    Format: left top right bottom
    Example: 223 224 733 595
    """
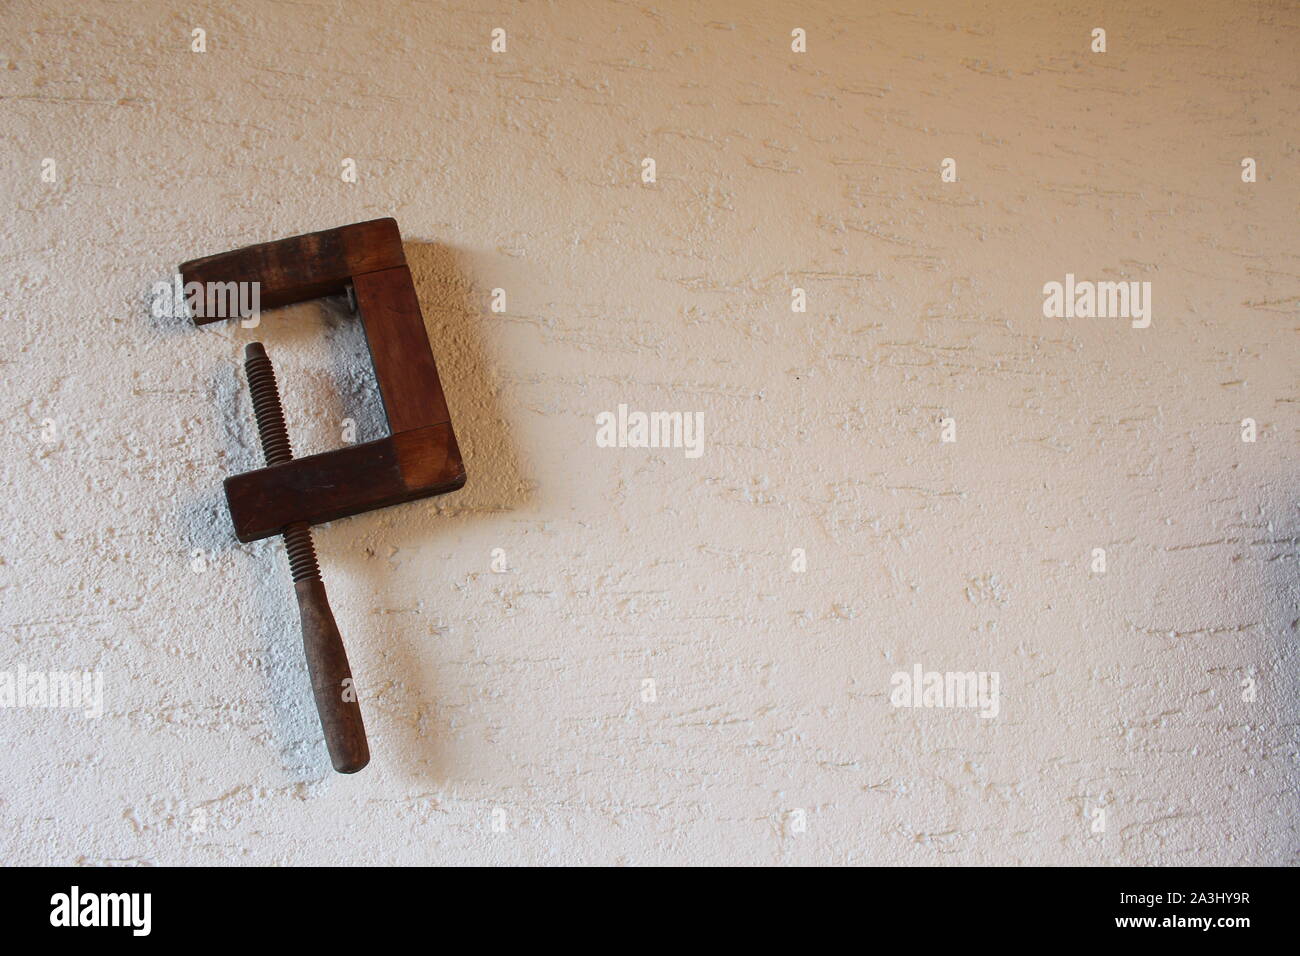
181 219 465 773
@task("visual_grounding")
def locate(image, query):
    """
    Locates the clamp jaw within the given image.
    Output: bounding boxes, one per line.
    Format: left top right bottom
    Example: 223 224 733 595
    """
181 218 466 541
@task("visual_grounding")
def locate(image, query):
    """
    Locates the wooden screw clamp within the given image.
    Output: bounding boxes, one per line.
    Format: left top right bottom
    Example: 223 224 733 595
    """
180 219 466 773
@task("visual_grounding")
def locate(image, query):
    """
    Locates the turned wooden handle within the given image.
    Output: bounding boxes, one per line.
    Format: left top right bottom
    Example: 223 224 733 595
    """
294 579 370 773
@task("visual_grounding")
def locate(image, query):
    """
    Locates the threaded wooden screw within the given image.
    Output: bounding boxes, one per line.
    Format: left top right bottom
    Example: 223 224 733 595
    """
244 342 370 774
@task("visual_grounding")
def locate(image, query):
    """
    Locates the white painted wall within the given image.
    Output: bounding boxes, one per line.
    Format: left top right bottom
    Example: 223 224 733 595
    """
0 0 1295 865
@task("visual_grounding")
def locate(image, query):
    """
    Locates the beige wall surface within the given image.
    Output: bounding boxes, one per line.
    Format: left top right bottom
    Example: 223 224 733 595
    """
0 0 1295 865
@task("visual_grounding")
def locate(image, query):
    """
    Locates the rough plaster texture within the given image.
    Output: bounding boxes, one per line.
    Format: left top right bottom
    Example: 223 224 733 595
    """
0 0 1296 866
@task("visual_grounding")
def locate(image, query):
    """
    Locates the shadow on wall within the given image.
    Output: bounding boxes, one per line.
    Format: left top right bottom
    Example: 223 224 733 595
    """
165 240 531 784
325 240 533 785
401 240 532 523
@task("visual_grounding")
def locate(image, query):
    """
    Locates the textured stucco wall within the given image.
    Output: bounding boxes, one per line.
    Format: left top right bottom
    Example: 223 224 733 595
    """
0 0 1296 866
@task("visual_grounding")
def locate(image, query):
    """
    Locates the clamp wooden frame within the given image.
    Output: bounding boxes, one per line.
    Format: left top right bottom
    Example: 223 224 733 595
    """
181 218 465 542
